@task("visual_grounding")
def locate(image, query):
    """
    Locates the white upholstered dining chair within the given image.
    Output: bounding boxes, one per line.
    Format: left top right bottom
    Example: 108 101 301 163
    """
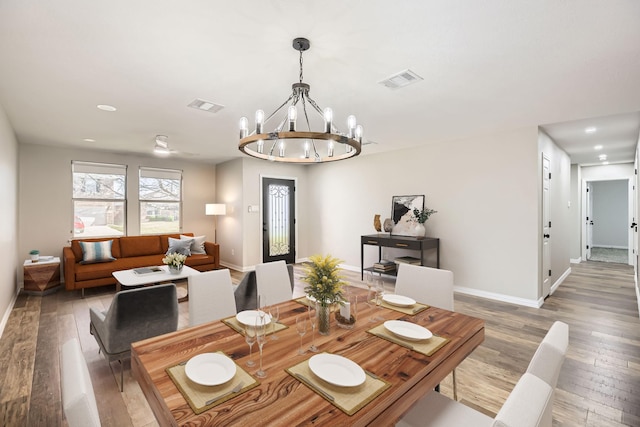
61 338 102 427
255 260 294 305
396 321 568 427
188 269 237 326
395 263 457 399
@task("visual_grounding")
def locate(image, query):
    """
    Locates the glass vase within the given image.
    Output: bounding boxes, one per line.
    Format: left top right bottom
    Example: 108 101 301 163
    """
169 264 183 274
317 303 331 335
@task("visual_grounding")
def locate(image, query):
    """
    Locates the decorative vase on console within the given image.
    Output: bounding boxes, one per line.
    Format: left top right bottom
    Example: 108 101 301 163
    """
411 207 438 238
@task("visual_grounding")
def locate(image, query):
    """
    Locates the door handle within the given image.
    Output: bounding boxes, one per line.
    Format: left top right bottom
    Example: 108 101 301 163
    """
631 222 637 229
543 234 550 238
589 221 594 225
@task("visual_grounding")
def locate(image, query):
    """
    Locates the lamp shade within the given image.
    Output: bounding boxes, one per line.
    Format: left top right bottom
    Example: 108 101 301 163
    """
205 204 226 216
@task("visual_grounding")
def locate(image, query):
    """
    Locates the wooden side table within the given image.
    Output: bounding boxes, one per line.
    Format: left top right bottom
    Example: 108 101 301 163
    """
23 257 61 295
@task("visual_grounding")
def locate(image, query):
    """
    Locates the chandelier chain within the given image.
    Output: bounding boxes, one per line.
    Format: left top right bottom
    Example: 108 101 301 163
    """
299 50 304 84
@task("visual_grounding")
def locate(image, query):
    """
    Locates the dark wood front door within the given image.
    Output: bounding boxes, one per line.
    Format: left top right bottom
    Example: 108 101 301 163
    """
262 177 295 264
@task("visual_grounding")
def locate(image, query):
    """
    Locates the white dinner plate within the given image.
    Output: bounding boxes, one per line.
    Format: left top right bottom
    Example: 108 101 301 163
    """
384 320 433 341
382 294 416 307
308 353 366 387
185 353 236 386
235 310 271 327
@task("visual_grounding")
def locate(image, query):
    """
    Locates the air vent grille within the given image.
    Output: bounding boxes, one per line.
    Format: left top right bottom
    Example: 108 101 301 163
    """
187 98 224 113
379 69 423 90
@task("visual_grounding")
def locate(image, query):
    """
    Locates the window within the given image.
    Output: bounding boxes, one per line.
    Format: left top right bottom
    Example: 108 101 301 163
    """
139 167 182 235
72 161 126 238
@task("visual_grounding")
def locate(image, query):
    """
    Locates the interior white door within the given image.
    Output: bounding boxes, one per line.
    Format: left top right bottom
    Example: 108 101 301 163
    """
586 182 593 260
542 156 551 298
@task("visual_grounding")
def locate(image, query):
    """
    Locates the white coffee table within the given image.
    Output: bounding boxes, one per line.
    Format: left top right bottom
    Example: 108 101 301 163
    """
112 265 200 293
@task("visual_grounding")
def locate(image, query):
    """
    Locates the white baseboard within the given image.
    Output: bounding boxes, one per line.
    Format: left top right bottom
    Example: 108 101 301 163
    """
570 258 582 264
453 286 541 308
636 273 640 320
550 267 571 296
219 261 251 273
0 291 19 339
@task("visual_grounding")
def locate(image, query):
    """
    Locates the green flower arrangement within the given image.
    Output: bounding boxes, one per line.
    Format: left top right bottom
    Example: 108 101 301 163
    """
162 252 187 269
412 207 437 224
301 254 347 307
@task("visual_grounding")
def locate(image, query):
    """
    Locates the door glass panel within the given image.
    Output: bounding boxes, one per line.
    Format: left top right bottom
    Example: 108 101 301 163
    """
268 183 290 256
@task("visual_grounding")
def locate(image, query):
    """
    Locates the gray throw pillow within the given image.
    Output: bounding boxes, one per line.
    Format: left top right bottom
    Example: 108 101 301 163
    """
167 237 192 256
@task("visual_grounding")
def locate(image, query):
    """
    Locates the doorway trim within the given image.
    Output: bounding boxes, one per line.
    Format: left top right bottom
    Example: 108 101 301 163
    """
260 174 298 264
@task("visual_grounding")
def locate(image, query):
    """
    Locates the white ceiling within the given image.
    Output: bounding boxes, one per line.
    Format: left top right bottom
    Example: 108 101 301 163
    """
0 1 639 165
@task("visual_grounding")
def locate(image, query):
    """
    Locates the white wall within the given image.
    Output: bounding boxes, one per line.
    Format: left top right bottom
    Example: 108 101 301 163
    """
0 104 18 336
308 126 543 303
18 143 217 285
570 164 582 261
591 180 628 248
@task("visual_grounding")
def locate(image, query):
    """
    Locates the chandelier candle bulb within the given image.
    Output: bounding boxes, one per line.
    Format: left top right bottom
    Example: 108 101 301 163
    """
347 115 357 138
355 124 364 142
255 110 264 134
239 117 249 139
323 108 333 133
304 141 310 158
279 140 285 157
288 106 297 131
328 140 334 157
257 139 264 154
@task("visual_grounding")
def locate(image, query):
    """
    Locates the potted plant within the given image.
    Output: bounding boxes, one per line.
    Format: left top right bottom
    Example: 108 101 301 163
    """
162 252 187 274
29 249 40 262
301 254 347 335
412 207 438 237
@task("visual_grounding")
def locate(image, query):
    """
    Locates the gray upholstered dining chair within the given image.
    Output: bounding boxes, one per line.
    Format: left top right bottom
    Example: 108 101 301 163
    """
395 263 457 399
89 283 179 391
188 269 237 326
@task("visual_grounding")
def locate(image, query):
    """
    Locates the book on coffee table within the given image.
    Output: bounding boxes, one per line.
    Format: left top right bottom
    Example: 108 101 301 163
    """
133 266 164 275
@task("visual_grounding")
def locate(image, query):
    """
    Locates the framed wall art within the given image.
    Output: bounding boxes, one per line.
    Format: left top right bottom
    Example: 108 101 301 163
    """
391 195 424 236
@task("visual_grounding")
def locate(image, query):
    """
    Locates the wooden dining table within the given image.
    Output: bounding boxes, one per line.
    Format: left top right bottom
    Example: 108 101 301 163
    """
131 286 485 426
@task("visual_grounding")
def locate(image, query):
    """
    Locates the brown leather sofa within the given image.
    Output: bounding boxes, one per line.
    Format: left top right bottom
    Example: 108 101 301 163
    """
63 233 219 293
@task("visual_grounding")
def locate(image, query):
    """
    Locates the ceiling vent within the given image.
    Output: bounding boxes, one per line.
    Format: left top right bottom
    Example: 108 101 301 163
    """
378 69 423 90
187 98 224 113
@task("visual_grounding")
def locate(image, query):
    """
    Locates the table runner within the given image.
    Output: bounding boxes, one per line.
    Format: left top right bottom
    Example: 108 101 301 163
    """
286 355 391 416
166 352 260 415
367 323 449 357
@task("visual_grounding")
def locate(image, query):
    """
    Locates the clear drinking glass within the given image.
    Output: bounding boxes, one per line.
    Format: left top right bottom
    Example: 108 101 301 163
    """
270 305 280 340
296 315 307 355
308 304 319 353
255 316 267 378
366 288 377 322
244 324 256 367
374 279 386 321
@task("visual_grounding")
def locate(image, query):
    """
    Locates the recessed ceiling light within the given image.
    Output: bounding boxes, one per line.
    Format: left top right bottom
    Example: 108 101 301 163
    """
594 145 603 150
585 127 597 134
97 104 117 112
83 138 96 142
602 161 610 165
599 154 607 161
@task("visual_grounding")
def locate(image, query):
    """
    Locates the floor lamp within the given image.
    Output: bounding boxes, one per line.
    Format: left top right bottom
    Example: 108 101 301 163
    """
205 203 226 244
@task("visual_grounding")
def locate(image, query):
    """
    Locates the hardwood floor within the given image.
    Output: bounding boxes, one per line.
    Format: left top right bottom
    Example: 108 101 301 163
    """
0 261 638 426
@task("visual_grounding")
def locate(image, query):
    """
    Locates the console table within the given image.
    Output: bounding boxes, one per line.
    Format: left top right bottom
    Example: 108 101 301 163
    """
361 234 440 280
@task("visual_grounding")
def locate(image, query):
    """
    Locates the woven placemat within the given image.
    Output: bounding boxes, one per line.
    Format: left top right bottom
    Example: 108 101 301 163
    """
367 324 449 357
286 355 391 416
166 352 260 415
368 298 429 315
222 315 288 336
